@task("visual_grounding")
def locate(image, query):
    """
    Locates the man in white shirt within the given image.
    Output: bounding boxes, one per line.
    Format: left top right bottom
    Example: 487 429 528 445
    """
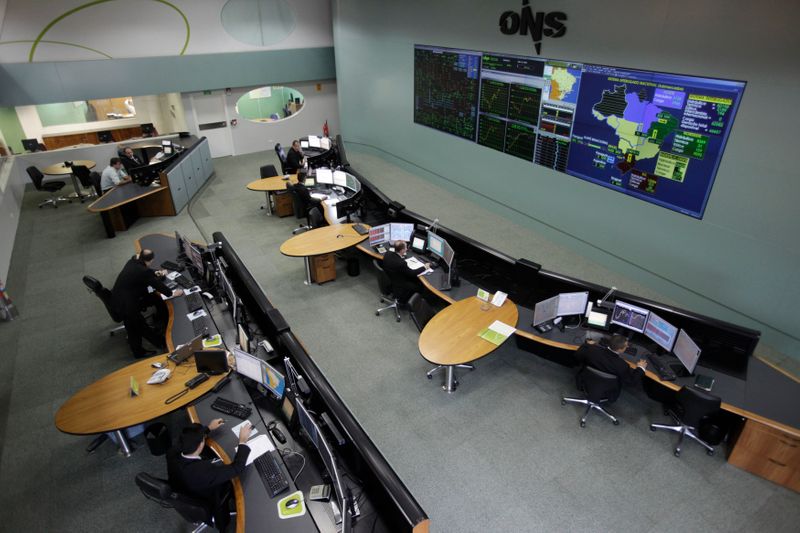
100 157 131 192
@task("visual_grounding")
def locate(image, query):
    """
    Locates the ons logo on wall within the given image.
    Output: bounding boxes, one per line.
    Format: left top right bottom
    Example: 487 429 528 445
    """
499 1 567 55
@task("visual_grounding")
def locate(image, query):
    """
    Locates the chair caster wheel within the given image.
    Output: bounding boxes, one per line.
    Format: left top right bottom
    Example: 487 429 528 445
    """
375 312 380 316
561 399 566 406
707 450 715 456
580 421 586 428
674 450 681 457
650 425 656 432
395 317 401 322
427 375 432 380
613 420 620 426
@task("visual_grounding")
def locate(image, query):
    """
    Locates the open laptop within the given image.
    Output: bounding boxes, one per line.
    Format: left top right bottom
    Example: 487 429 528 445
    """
168 334 204 364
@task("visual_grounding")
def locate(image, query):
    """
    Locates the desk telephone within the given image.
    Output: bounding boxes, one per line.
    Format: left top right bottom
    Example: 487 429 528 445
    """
147 368 172 384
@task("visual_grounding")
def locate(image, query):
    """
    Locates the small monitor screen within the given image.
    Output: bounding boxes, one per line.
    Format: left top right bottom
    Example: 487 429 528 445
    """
390 223 415 242
316 168 333 184
369 224 389 247
300 140 309 148
587 310 609 328
237 323 249 353
411 236 426 252
295 399 320 448
673 329 701 374
320 137 331 150
163 144 174 155
441 239 455 266
233 348 263 383
644 311 679 352
533 295 559 326
610 300 650 333
427 232 445 258
188 244 204 273
263 361 286 399
333 170 348 187
556 291 589 317
308 136 321 149
195 350 228 375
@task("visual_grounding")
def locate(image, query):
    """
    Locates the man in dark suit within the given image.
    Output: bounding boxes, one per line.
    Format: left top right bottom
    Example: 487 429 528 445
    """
168 420 253 532
111 249 183 358
575 334 648 387
285 140 305 173
383 241 430 303
119 147 143 172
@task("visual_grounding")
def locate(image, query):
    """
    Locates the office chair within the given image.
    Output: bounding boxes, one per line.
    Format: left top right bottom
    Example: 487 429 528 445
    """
259 164 279 210
274 143 288 174
26 166 70 208
650 385 721 457
71 165 97 201
374 260 401 322
289 185 318 234
561 366 621 427
83 276 125 336
89 171 103 197
135 473 225 532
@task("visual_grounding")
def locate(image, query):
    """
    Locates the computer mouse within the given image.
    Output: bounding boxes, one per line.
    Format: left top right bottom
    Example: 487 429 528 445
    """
285 498 300 509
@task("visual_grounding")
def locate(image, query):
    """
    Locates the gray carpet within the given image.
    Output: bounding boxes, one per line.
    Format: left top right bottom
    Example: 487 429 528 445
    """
0 147 797 532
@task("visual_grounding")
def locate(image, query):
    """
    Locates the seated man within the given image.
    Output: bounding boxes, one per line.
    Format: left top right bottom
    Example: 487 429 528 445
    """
293 171 323 208
119 147 144 172
382 240 430 303
575 334 648 387
285 140 305 173
168 420 252 532
100 157 131 192
111 249 183 358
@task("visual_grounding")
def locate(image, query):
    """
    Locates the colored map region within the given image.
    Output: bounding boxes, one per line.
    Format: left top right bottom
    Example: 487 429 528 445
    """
547 65 581 104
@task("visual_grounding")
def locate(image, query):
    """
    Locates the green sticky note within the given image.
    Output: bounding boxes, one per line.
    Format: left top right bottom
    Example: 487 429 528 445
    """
477 289 490 301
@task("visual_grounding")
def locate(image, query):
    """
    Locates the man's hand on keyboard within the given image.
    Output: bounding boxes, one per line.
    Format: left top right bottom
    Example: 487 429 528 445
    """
238 422 253 444
636 359 648 370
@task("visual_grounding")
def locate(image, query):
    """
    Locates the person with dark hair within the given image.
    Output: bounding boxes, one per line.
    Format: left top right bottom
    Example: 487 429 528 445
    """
293 171 324 208
167 420 252 532
575 334 648 386
119 147 143 172
382 240 430 303
111 249 183 357
285 140 305 173
100 157 130 191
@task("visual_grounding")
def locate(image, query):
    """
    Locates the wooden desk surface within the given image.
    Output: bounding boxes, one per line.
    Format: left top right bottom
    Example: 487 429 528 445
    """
55 351 225 435
419 296 519 366
41 160 96 175
86 182 169 212
279 223 368 257
246 173 298 192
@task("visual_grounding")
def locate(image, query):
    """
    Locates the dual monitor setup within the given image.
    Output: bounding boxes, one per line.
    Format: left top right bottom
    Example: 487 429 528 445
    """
307 167 363 221
533 291 703 376
369 223 456 289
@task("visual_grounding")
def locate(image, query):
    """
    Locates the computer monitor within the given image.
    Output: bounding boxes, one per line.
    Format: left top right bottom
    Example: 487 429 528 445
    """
610 300 650 333
22 138 40 152
233 348 263 382
316 168 333 185
295 400 346 512
556 291 589 317
440 238 455 267
426 231 445 259
673 329 701 374
162 140 174 155
533 295 559 326
237 323 249 353
334 190 363 222
644 311 679 352
369 224 389 247
333 170 348 187
295 97 301 105
411 234 426 253
194 350 228 375
586 309 610 329
187 244 204 274
390 223 414 242
262 360 286 399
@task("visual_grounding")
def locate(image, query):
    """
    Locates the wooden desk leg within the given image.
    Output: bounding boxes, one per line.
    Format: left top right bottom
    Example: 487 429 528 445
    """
114 430 133 457
303 257 312 285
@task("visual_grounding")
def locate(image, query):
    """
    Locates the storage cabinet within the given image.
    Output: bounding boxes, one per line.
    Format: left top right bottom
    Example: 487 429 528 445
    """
729 419 800 492
310 253 336 284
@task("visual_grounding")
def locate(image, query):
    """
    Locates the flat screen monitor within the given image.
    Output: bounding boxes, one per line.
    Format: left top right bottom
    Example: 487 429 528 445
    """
644 311 679 352
426 231 445 259
441 238 455 267
673 329 701 374
22 138 40 152
262 360 286 399
295 400 345 511
320 137 331 150
308 136 321 149
334 190 362 221
162 140 174 155
333 170 348 187
233 348 263 382
194 350 228 375
369 224 389 247
533 295 559 326
587 309 610 329
316 168 333 185
411 235 426 252
556 291 589 317
390 223 414 242
300 140 309 149
610 300 650 333
237 323 249 353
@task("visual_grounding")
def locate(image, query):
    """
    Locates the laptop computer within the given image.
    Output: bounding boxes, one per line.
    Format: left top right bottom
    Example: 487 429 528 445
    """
168 334 204 364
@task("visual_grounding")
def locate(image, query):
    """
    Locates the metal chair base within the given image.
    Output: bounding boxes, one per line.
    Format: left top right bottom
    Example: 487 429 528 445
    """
562 396 619 427
376 296 401 322
292 224 311 234
39 195 71 208
109 324 126 336
650 417 715 457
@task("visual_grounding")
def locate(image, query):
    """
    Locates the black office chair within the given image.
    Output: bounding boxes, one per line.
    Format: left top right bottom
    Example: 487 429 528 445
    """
289 184 316 234
562 366 621 427
135 473 217 532
258 164 280 210
650 385 721 457
89 171 103 197
274 143 288 174
83 275 125 336
72 164 97 201
374 260 401 322
26 166 70 208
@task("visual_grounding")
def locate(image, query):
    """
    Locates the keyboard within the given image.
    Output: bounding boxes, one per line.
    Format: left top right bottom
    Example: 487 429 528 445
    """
646 353 677 381
161 260 181 271
352 223 368 235
192 317 209 337
175 275 194 289
254 451 290 498
210 396 252 419
185 293 203 311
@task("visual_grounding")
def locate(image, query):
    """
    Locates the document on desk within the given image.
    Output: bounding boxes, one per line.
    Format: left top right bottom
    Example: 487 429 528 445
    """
310 192 328 200
238 434 275 466
406 257 424 270
166 271 181 280
187 309 207 320
184 285 201 295
478 320 516 345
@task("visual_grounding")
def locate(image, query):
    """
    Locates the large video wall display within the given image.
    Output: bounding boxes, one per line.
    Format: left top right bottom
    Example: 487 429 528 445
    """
413 44 746 219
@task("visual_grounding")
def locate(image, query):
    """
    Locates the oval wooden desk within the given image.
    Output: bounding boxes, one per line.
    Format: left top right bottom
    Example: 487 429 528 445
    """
246 173 298 216
42 159 96 201
55 351 226 456
419 296 519 392
280 223 369 284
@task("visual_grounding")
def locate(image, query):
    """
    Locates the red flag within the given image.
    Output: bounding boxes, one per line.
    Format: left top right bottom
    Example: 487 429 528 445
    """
323 120 329 138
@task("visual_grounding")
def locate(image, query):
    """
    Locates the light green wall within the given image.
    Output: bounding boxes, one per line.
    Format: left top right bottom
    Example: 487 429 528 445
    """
35 101 90 127
0 106 26 153
332 0 800 360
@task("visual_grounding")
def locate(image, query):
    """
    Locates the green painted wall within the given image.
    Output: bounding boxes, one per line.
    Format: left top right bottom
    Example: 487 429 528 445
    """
0 106 26 153
36 101 90 127
332 0 800 360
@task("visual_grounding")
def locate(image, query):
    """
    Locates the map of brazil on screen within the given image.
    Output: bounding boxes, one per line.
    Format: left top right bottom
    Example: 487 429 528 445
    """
566 65 745 218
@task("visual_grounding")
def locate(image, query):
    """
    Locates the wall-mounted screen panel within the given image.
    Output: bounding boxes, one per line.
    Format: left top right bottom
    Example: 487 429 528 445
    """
413 44 746 219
